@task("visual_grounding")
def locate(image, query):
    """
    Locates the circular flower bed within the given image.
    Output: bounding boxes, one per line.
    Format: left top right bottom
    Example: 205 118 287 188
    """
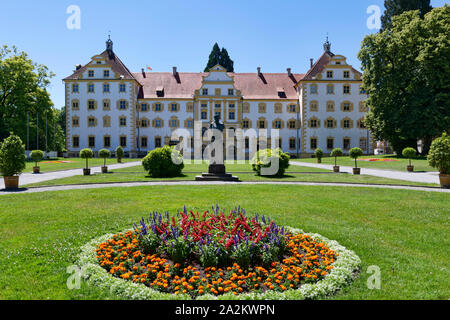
79 206 361 300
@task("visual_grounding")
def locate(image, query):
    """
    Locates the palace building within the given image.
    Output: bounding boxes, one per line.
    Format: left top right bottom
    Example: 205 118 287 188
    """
64 37 370 158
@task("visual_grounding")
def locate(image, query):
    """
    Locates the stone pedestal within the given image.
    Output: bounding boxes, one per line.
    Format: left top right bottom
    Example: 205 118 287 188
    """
196 164 240 182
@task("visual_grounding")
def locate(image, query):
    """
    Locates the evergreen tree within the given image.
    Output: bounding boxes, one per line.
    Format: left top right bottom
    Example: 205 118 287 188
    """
204 43 234 72
381 0 432 30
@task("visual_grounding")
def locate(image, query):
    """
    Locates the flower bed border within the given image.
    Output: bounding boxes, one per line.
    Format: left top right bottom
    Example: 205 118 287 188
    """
78 227 361 300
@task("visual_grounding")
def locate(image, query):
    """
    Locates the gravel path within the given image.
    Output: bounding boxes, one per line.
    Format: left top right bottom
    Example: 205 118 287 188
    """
1 180 448 196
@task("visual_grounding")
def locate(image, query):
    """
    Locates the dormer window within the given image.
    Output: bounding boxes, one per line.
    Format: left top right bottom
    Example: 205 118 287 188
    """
344 71 350 79
277 87 286 98
202 89 208 96
103 70 110 78
156 86 164 97
336 61 341 65
326 71 333 78
228 89 234 96
88 70 94 77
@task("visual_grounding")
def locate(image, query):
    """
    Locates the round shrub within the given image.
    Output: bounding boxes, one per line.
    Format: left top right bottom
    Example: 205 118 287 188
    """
428 133 450 174
142 146 184 178
251 148 290 177
115 146 124 160
349 147 363 168
99 149 111 167
402 147 416 166
30 150 44 167
80 148 93 169
314 148 324 160
0 134 26 176
330 148 343 166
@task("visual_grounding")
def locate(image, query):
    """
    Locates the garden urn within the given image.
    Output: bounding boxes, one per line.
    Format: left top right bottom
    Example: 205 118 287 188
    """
439 174 450 189
33 166 40 174
83 168 91 176
333 166 340 173
101 166 108 174
3 176 19 189
406 165 414 172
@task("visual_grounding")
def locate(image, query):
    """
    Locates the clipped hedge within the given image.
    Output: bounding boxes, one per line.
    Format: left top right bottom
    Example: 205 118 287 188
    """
142 146 184 178
251 148 290 177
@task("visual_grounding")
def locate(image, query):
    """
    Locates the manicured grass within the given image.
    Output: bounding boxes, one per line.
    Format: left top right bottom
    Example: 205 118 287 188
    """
24 162 439 188
21 158 139 174
294 154 435 172
0 185 448 300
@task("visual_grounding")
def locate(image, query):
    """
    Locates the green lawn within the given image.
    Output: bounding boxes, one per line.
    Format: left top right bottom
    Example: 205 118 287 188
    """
294 154 436 172
20 158 139 174
24 162 439 188
0 185 448 300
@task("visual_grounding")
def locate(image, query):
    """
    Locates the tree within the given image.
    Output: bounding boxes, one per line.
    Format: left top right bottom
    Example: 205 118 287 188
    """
0 134 26 176
358 6 450 155
349 148 363 169
0 45 65 151
381 0 432 30
204 43 234 72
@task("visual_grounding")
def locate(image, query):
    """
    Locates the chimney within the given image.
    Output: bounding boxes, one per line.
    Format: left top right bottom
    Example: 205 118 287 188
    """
141 68 146 78
257 67 261 76
310 59 314 68
173 66 178 77
287 68 292 77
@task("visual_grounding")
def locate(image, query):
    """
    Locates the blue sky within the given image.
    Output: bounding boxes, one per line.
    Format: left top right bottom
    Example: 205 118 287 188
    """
0 0 447 109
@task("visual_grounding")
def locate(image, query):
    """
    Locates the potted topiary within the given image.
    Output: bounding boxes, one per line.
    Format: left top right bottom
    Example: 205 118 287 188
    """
0 134 26 189
349 147 363 175
116 146 124 163
80 148 93 176
427 133 450 189
314 148 324 164
99 149 111 173
402 147 416 172
330 148 343 173
30 150 44 174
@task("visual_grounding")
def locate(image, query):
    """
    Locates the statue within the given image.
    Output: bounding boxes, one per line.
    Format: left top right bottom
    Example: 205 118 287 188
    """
209 115 225 132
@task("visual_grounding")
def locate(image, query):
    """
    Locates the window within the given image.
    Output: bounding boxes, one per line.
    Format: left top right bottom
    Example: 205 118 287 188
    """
88 70 94 78
326 71 333 78
259 104 266 113
343 85 351 94
155 137 162 148
88 84 95 93
72 101 79 110
359 119 366 129
229 112 235 120
245 137 249 149
170 119 178 128
289 138 296 150
103 70 110 78
310 119 318 128
103 100 110 110
72 117 79 127
275 103 282 113
343 102 351 111
155 119 162 128
289 105 297 113
215 103 221 109
343 138 351 150
104 136 111 148
89 136 96 148
72 84 79 93
120 136 127 147
88 117 96 127
228 89 234 96
202 89 208 96
310 138 317 150
72 136 79 148
310 102 318 112
171 103 178 112
88 100 96 110
141 119 149 128
119 101 127 110
187 103 193 112
359 138 368 151
119 84 126 92
327 119 335 128
242 120 249 129
343 119 351 128
215 88 221 96
259 120 266 129
327 138 334 150
327 102 335 112
229 103 235 108
288 120 296 129
103 84 110 93
360 86 366 95
141 103 148 111
201 103 208 109
274 120 282 129
310 85 318 94
344 71 350 79
155 103 161 112
119 117 127 127
327 85 334 94
201 111 207 120
141 137 148 148
215 112 221 118
187 120 194 128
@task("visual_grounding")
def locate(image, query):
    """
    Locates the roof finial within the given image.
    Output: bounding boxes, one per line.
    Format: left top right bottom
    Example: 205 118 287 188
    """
106 32 113 52
323 33 331 53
